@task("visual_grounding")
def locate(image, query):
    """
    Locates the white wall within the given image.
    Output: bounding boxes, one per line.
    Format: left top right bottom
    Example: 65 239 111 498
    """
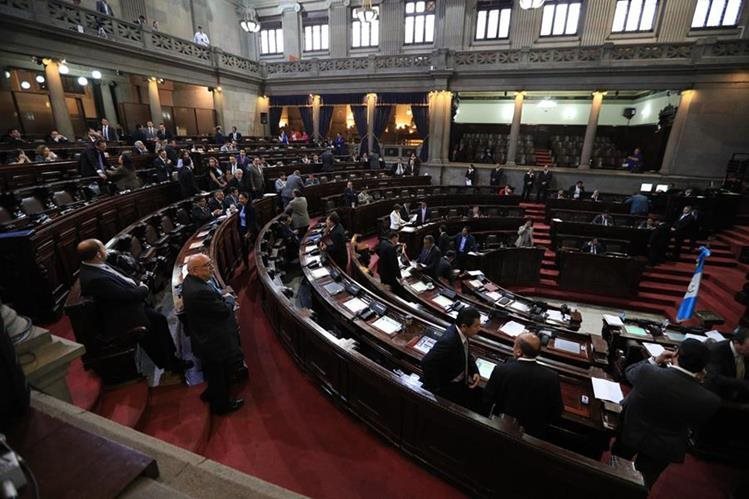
454 93 679 126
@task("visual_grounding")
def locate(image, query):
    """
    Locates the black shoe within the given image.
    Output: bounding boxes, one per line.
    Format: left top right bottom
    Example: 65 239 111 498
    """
212 399 244 415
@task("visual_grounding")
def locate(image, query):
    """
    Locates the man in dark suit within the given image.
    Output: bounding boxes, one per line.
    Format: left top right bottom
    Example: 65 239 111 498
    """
612 339 721 489
236 192 257 261
99 118 119 142
229 126 242 143
671 206 696 259
178 162 198 199
706 328 749 402
483 332 563 437
191 197 220 225
321 147 334 172
436 250 456 284
281 170 304 207
592 211 615 226
568 180 585 200
76 239 189 375
454 226 477 269
536 165 552 202
79 139 109 179
582 238 604 255
490 165 503 188
321 211 347 269
343 181 357 207
156 123 172 141
207 191 225 213
415 201 431 226
421 307 482 407
214 126 225 145
376 231 402 290
96 0 113 15
521 169 536 201
437 225 451 254
143 121 157 142
182 254 244 415
415 235 441 277
153 149 172 182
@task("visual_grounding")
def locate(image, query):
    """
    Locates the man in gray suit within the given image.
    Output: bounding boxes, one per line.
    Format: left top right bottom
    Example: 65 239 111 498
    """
284 190 310 230
612 339 721 489
281 169 304 207
248 157 265 199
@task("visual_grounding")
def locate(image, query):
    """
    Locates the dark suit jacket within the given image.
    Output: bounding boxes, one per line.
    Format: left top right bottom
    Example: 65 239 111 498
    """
483 359 563 436
706 340 749 402
326 223 348 268
376 239 401 287
237 202 257 235
568 185 586 199
78 264 149 337
100 126 119 142
343 188 357 207
435 257 453 282
592 214 615 226
79 145 106 177
490 168 503 186
438 232 451 254
215 132 226 145
157 129 173 140
153 157 171 182
582 242 605 254
416 245 441 277
620 359 721 463
416 207 431 226
454 234 477 254
321 150 334 172
672 213 695 233
538 170 552 188
421 325 478 394
229 132 242 142
191 205 213 225
181 275 241 362
178 167 198 198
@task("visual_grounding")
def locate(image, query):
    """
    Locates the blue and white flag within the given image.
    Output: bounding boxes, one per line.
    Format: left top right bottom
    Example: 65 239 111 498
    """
676 246 711 322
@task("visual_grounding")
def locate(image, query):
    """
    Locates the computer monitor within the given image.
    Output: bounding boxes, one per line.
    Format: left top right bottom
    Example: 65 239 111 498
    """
655 184 669 193
640 183 653 192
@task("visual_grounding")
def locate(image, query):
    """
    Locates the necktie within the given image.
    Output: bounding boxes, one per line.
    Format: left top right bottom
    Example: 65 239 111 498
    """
103 126 107 138
462 337 470 385
737 355 745 379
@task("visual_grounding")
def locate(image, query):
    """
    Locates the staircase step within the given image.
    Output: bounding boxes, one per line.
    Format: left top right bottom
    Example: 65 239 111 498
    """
138 384 211 454
638 280 686 297
68 358 103 412
96 381 150 429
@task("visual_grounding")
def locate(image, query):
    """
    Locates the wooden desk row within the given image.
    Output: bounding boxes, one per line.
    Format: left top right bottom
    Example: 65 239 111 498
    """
557 251 647 298
250 215 645 498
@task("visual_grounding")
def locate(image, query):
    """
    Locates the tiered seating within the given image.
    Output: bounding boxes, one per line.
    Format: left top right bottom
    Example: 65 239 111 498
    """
452 132 536 164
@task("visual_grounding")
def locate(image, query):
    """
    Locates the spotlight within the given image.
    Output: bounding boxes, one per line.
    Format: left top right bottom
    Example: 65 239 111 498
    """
91 70 102 79
20 81 31 90
4 70 10 79
35 75 45 84
58 64 70 74
77 76 88 86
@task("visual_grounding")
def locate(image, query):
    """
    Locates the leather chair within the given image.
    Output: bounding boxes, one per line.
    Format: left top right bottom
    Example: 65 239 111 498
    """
0 206 12 223
52 190 75 207
20 197 44 215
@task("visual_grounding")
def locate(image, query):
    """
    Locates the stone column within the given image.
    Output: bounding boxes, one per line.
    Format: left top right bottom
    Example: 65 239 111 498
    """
256 95 270 137
147 78 163 124
282 5 301 60
428 90 452 164
212 88 225 128
660 90 695 175
366 93 377 154
43 60 74 139
379 0 402 55
439 0 467 49
579 91 605 169
506 92 524 166
328 0 349 58
312 94 321 140
100 81 119 128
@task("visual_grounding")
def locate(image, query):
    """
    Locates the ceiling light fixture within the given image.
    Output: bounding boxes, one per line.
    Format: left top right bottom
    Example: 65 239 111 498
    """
538 98 557 109
240 15 261 33
20 81 31 90
355 0 379 24
58 63 70 74
519 0 545 9
35 75 45 83
91 70 102 79
77 76 88 86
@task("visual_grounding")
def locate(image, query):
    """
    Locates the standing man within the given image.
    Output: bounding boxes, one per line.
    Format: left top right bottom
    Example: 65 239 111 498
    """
376 231 403 291
178 159 198 198
182 254 244 415
100 118 118 142
624 191 650 216
248 158 265 199
79 139 109 180
421 307 482 408
416 201 431 226
612 339 721 489
671 206 695 260
143 121 157 142
483 332 563 437
157 123 172 141
536 165 552 202
236 192 256 261
281 169 304 207
193 26 210 46
229 126 242 142
522 169 536 201
284 190 310 231
321 147 334 172
96 0 113 15
454 226 477 269
705 327 749 402
490 164 504 188
320 211 347 268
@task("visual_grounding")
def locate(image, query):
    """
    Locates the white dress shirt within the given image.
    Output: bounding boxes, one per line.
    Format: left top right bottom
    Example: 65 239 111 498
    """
731 341 745 379
193 31 210 46
390 211 404 230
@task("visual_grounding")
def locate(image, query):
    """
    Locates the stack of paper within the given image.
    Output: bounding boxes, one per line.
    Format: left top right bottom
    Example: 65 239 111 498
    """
602 314 624 327
476 358 497 379
509 301 530 313
554 338 581 354
189 241 204 250
486 291 502 301
304 245 317 254
343 297 368 314
642 342 666 357
466 270 484 277
432 294 454 309
372 316 403 336
684 333 707 343
310 267 330 279
479 313 489 325
624 325 649 337
591 378 624 403
468 279 484 288
705 330 725 341
409 281 428 293
412 336 436 354
499 321 526 337
546 310 565 322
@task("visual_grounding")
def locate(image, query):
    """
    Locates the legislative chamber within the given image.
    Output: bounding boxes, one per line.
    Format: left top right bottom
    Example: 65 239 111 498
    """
1 1 748 498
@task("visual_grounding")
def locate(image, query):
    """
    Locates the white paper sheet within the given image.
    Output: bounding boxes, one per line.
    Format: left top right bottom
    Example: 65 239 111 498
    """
499 321 526 337
591 378 624 403
603 314 624 326
304 245 317 254
400 226 416 233
509 301 530 313
476 358 497 380
546 310 565 322
372 316 403 336
466 270 484 277
306 254 322 264
310 267 330 279
343 297 368 314
684 333 708 343
479 313 489 325
642 342 666 357
189 241 204 250
705 330 725 341
432 294 454 309
409 281 428 293
486 291 502 301
469 279 484 288
412 336 436 355
197 230 210 237
554 338 581 354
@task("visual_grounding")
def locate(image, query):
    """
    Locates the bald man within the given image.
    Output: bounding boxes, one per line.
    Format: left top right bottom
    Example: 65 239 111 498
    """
77 239 189 375
181 254 244 415
483 332 563 437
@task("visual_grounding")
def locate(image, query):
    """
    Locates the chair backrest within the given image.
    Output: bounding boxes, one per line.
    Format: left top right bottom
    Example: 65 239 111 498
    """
20 197 44 215
0 206 12 223
130 237 144 258
161 214 175 232
144 224 160 245
52 190 74 207
41 171 63 184
325 200 336 212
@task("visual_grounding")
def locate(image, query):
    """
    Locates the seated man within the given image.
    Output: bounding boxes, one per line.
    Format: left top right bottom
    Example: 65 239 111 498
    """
483 332 563 437
415 235 441 277
275 214 300 258
357 187 373 205
182 254 244 415
705 327 749 402
208 190 226 213
582 238 604 255
436 250 456 284
192 197 221 225
77 239 190 376
592 211 614 226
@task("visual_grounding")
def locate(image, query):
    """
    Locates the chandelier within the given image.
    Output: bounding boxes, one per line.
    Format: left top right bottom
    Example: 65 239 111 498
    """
240 11 261 33
355 0 379 24
519 0 545 9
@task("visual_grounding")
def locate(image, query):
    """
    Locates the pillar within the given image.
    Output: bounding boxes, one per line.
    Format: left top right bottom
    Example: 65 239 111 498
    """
43 61 74 139
428 90 453 164
100 82 119 128
579 91 605 169
366 93 377 154
660 90 695 175
329 0 349 58
147 78 162 125
212 88 224 128
282 5 301 60
312 95 321 140
506 91 524 166
256 95 270 137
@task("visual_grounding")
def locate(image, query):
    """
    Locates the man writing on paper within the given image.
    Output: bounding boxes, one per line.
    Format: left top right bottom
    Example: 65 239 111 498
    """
612 339 720 489
483 332 563 437
705 327 749 402
421 307 481 409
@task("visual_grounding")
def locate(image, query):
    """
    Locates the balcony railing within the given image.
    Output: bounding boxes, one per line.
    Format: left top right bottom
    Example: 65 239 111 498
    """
1 0 748 83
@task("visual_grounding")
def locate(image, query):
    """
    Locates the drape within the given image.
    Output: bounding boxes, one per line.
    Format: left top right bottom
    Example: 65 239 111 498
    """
411 104 429 162
299 106 314 136
319 105 334 140
320 93 366 105
269 107 283 136
377 92 428 105
351 105 368 154
371 105 393 155
270 95 310 106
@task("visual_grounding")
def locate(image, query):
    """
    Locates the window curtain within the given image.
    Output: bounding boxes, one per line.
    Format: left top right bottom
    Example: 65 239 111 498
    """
411 104 429 162
377 92 428 105
319 105 334 140
371 105 393 155
270 95 310 106
269 107 283 136
298 106 314 137
351 105 368 154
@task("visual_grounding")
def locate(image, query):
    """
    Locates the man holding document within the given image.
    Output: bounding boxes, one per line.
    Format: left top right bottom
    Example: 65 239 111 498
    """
612 339 720 489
